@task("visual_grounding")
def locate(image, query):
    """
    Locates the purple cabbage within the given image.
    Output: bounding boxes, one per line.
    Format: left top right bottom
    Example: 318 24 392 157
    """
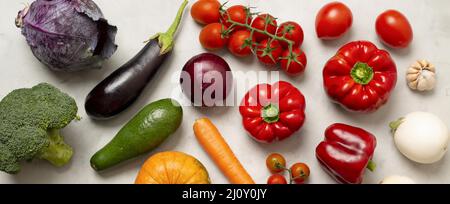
16 0 117 72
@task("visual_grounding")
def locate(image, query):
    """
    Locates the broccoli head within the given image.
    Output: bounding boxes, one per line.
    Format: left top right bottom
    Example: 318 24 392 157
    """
0 83 78 174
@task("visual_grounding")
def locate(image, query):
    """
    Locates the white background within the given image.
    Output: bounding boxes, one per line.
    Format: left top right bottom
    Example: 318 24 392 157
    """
1 0 450 184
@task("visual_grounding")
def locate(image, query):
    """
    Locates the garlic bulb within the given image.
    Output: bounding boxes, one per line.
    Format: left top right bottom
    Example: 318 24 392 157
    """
406 60 436 91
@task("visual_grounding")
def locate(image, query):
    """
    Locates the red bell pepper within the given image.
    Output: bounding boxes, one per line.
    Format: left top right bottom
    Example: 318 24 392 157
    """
316 123 377 184
323 41 397 112
239 81 306 143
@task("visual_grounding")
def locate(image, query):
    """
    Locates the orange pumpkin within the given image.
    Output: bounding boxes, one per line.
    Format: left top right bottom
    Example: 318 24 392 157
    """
135 151 211 184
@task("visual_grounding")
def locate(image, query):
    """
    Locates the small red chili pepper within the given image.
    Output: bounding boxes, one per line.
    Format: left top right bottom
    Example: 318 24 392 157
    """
316 123 377 184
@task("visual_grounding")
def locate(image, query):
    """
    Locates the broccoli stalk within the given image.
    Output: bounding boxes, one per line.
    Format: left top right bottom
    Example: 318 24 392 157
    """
37 129 74 167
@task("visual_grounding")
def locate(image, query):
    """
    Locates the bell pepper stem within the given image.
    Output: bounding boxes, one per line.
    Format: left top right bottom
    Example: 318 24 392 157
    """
366 160 376 172
262 104 280 123
148 0 188 55
351 62 374 85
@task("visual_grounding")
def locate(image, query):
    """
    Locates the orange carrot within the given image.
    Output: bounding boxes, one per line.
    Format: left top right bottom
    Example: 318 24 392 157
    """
193 118 255 184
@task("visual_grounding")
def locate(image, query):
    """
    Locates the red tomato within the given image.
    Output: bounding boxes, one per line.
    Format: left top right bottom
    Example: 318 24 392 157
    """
276 21 304 48
221 5 252 30
228 30 254 57
290 163 310 184
376 10 413 48
256 39 283 66
266 153 286 173
280 48 307 76
251 14 278 42
190 0 221 25
199 23 229 50
315 2 353 40
267 174 288 184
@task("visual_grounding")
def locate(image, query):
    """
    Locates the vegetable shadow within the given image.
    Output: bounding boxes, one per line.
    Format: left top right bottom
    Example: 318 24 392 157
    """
398 152 449 184
7 158 74 184
330 100 396 126
380 41 413 57
194 105 234 119
285 70 307 84
38 56 121 86
409 88 436 97
251 127 309 158
234 52 256 66
319 29 354 48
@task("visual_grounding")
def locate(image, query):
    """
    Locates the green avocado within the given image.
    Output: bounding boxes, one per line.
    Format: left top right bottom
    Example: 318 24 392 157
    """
90 98 183 171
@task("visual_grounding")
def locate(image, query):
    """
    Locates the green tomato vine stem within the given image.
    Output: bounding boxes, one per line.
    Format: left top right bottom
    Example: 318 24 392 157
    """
280 167 305 184
275 162 305 184
220 5 297 60
226 18 295 51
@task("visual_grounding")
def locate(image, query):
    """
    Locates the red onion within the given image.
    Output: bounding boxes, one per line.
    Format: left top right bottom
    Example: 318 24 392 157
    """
180 53 233 107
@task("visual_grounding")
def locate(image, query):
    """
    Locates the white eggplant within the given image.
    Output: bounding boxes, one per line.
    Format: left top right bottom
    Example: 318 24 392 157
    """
390 112 449 164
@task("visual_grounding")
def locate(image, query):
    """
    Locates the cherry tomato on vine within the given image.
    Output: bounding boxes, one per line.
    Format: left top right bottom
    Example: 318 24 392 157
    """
251 14 278 42
315 2 353 40
290 163 310 184
266 153 286 173
256 39 283 66
267 174 288 184
276 21 304 48
376 10 413 48
199 23 229 50
221 5 252 30
280 48 307 76
228 30 254 57
191 0 221 25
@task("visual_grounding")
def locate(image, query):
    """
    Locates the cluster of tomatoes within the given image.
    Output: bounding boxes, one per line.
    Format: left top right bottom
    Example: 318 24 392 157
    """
191 0 307 76
265 153 310 184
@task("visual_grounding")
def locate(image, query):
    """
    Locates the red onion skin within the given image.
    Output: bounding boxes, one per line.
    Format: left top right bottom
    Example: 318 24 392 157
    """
181 53 233 107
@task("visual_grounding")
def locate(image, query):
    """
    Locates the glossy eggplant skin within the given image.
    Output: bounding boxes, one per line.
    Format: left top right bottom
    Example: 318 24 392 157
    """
85 39 169 120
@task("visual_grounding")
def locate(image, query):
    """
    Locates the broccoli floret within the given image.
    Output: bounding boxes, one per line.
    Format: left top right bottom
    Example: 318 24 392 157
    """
0 83 78 174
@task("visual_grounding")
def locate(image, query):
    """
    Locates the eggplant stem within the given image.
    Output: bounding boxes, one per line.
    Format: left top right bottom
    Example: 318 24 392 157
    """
147 0 188 55
389 117 405 133
166 0 189 37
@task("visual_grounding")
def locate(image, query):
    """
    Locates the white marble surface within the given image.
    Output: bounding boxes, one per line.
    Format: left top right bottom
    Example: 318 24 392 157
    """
1 0 450 184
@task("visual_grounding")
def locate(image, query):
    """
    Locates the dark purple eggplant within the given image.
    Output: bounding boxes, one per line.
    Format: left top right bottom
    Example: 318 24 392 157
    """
85 0 188 120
